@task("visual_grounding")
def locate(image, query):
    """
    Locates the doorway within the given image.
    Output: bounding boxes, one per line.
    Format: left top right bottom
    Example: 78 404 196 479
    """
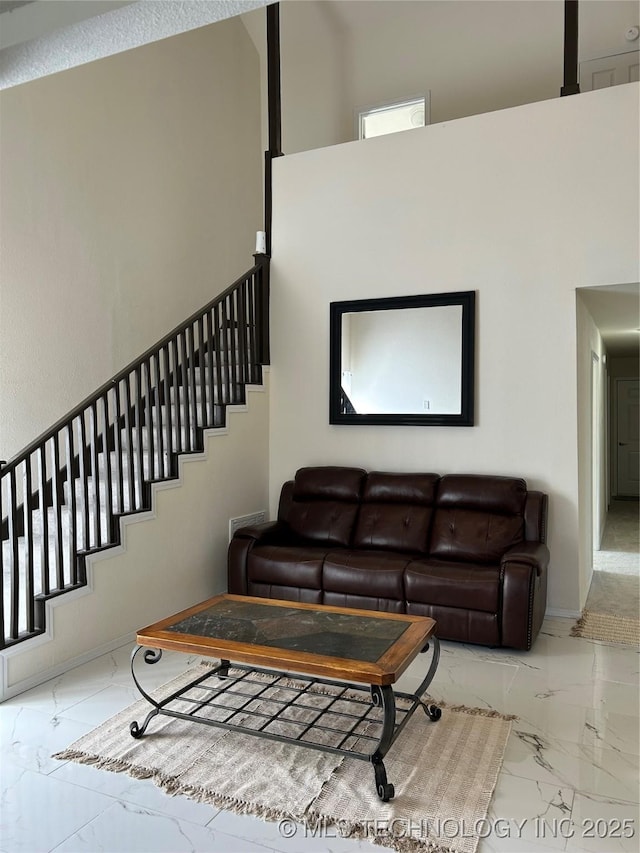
578 283 640 619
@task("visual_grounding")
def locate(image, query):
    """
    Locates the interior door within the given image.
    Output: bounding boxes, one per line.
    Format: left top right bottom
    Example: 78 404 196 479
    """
580 50 639 91
616 378 639 497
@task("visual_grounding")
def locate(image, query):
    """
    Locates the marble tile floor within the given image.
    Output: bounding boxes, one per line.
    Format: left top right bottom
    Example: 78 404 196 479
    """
1 617 638 853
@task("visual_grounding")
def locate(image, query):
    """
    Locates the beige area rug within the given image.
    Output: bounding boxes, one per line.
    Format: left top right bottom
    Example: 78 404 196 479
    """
571 610 640 646
54 663 513 853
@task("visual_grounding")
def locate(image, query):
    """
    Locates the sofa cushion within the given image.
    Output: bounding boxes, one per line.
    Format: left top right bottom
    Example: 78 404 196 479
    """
405 559 501 613
406 602 500 646
352 472 440 554
285 466 366 546
247 545 328 590
293 466 366 502
323 549 409 600
429 475 526 563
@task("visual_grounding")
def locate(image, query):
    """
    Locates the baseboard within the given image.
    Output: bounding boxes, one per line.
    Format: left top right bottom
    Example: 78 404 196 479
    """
0 630 135 703
545 607 581 619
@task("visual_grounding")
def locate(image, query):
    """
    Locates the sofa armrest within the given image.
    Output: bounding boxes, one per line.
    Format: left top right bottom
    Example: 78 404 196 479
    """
500 542 549 650
501 541 550 576
228 521 291 595
233 520 288 543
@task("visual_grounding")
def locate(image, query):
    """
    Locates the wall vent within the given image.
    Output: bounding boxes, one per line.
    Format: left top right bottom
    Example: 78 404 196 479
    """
229 511 266 542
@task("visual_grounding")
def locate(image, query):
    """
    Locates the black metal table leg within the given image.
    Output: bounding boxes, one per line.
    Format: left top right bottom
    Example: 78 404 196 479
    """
370 684 396 801
416 636 442 721
129 646 164 737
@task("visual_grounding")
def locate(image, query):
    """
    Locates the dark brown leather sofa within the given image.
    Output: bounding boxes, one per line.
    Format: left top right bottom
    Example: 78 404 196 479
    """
228 466 549 650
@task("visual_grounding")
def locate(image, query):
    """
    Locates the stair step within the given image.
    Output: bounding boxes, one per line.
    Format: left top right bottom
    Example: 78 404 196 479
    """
2 332 264 645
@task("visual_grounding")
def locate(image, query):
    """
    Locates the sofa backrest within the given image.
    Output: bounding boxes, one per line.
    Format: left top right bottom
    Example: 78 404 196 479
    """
282 466 366 546
429 475 527 563
353 472 440 554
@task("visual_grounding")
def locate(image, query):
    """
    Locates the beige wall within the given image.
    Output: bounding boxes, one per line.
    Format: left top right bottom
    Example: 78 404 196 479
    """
270 0 638 155
0 17 262 461
270 83 640 614
1 379 270 699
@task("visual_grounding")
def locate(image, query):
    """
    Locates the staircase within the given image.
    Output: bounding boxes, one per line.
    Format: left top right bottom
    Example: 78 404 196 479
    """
1 259 269 650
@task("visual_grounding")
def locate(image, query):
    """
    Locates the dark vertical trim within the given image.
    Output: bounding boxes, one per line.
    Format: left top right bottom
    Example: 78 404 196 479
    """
267 3 282 158
561 0 580 96
265 2 282 258
264 151 274 257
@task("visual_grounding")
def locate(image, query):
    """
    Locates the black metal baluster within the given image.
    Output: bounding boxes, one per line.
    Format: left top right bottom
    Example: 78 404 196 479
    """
228 293 239 401
214 303 225 407
206 309 216 424
134 366 145 507
77 413 90 552
247 273 258 383
23 457 35 633
0 474 5 645
237 279 248 387
162 345 174 465
0 472 4 649
88 402 100 548
144 360 154 480
187 324 198 440
64 421 78 584
51 434 64 590
179 331 191 450
101 392 114 542
221 300 231 405
36 445 50 596
7 469 19 640
154 352 165 477
197 316 208 428
123 375 135 512
112 383 124 515
172 338 183 452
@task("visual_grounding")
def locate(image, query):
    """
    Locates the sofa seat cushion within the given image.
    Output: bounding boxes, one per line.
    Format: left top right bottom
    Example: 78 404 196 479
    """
323 549 409 600
247 545 328 590
405 559 500 613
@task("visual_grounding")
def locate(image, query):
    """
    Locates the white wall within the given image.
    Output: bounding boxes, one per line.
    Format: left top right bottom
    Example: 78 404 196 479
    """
275 0 639 154
1 379 269 699
576 294 607 604
280 0 351 154
0 17 262 462
270 83 640 614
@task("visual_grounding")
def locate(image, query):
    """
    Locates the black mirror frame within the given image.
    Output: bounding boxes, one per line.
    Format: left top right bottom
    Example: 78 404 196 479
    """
329 290 476 426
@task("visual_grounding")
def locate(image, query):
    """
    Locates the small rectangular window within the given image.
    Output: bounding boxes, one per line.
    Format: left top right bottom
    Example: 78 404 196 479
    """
357 95 429 140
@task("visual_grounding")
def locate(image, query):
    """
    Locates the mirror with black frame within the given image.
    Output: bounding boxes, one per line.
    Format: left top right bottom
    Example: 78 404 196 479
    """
329 291 475 426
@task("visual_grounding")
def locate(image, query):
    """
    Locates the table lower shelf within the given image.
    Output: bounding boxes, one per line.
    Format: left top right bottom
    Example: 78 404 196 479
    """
129 643 441 802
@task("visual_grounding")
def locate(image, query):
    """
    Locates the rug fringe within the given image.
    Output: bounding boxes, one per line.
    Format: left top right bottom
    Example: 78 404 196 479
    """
571 609 640 645
305 813 465 853
53 747 301 822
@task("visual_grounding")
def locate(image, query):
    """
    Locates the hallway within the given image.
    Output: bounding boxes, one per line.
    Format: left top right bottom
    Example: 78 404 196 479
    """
587 500 640 619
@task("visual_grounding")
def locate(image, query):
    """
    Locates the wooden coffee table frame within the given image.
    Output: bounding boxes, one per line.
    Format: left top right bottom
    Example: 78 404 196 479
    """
129 595 441 802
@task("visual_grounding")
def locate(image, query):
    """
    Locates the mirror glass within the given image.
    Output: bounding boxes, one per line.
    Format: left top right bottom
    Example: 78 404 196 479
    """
330 291 475 426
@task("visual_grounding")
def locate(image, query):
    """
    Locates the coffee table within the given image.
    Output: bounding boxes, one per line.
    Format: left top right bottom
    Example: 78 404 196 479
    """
129 594 441 801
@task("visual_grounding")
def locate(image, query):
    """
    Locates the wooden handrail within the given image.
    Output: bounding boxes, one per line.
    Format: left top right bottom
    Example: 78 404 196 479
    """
1 260 267 475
